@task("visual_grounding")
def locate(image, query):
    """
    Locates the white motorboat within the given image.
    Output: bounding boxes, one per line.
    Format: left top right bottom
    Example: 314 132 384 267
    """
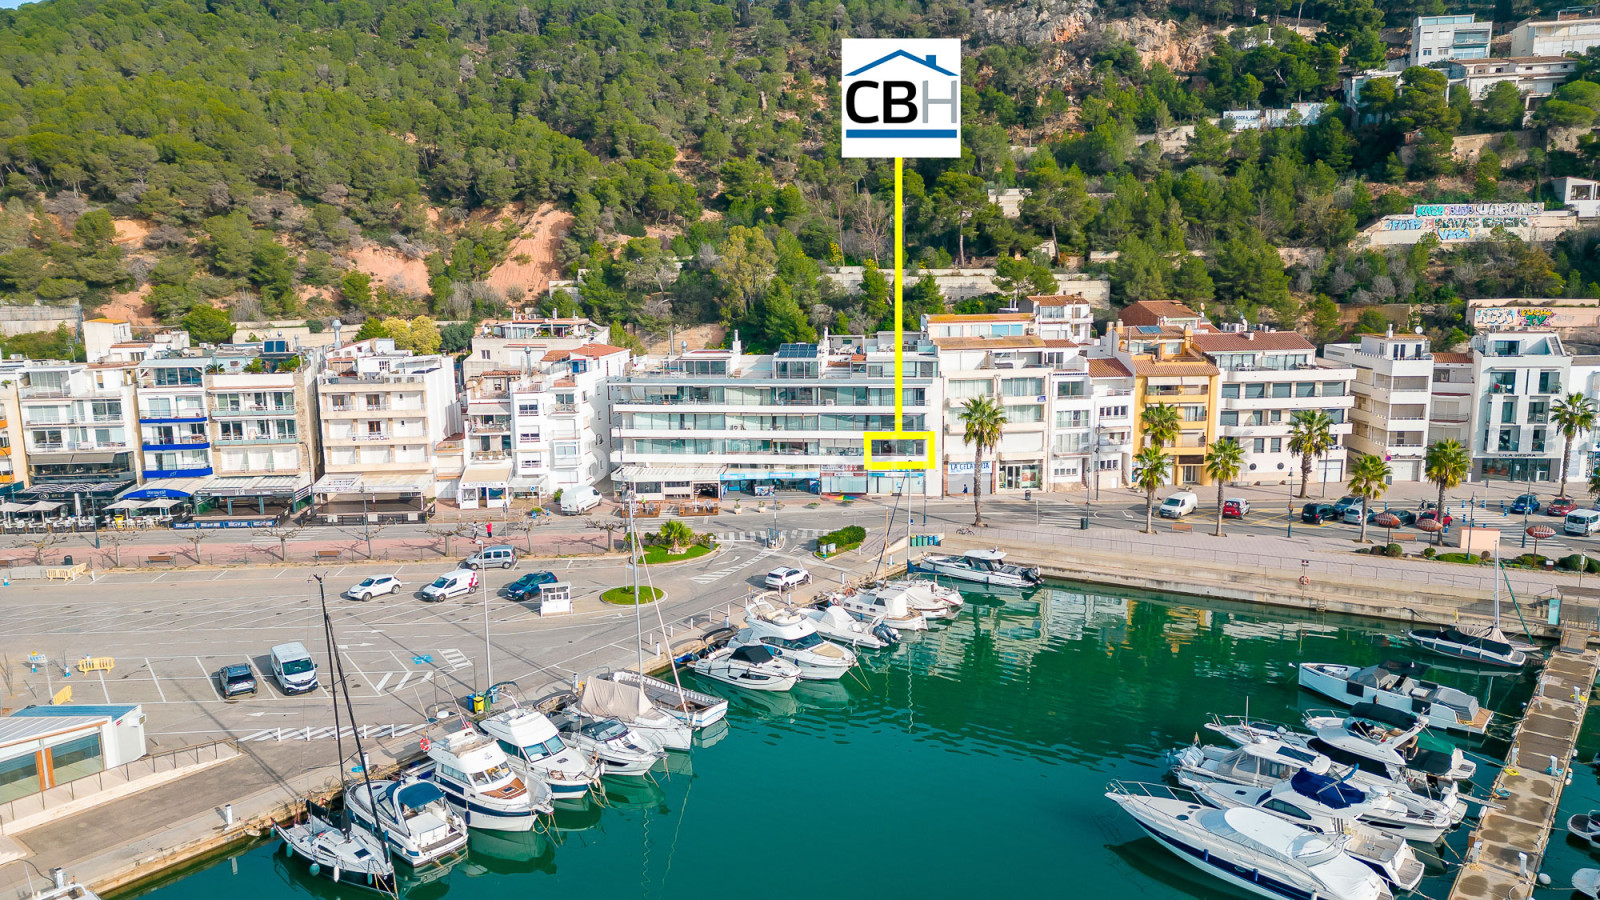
914 548 1040 589
802 604 897 649
345 776 468 867
737 600 857 680
579 676 692 751
478 699 601 801
1106 781 1392 900
607 670 729 729
553 713 666 777
876 578 963 620
1301 704 1476 784
423 723 553 831
1179 767 1452 843
1298 659 1493 734
275 800 396 893
27 876 102 900
691 643 801 691
1569 810 1600 846
1180 775 1425 890
1578 869 1600 899
831 585 927 632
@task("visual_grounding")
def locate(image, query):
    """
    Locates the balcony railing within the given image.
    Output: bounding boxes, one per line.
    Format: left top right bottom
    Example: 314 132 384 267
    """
352 432 392 441
212 406 294 417
215 435 297 445
19 386 71 399
470 450 510 461
28 441 128 452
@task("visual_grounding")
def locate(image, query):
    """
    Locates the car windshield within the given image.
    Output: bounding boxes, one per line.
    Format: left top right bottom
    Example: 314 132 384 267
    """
1162 498 1181 506
358 578 376 587
470 763 512 786
431 576 451 588
282 659 314 675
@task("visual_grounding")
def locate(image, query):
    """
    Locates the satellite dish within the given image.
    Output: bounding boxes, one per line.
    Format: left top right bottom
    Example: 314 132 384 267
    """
1414 326 1424 335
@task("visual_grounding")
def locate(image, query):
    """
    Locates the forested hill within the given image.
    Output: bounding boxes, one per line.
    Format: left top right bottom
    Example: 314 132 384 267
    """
0 0 1597 355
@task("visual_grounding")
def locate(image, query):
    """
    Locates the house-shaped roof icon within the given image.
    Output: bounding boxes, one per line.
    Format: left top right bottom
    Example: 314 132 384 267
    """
844 49 957 78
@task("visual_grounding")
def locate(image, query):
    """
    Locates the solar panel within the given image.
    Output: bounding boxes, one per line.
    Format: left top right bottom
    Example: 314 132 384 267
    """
776 343 818 358
1137 325 1162 334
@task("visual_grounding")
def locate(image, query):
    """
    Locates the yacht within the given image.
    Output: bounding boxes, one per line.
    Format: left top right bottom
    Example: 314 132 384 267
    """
1178 767 1452 843
579 676 692 751
1106 781 1392 900
876 578 963 620
478 700 601 801
832 586 927 632
1301 704 1476 784
736 600 857 680
275 800 396 894
691 643 802 691
607 670 729 729
552 712 666 777
423 723 553 831
914 548 1041 589
345 776 469 866
801 604 898 649
1298 659 1493 734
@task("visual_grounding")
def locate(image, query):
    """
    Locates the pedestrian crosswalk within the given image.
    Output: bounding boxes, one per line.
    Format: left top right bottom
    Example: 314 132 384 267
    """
238 723 426 743
689 560 755 585
438 648 471 671
713 528 828 544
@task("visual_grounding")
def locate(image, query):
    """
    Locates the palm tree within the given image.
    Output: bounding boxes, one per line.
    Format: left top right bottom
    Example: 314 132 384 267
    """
1287 410 1334 498
1423 439 1471 545
1347 453 1392 544
1141 402 1181 450
959 396 1007 527
1552 393 1597 498
1134 444 1171 534
1590 466 1600 506
1204 439 1246 537
658 519 694 554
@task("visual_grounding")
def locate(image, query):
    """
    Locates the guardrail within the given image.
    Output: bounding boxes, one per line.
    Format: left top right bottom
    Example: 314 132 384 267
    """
0 739 239 835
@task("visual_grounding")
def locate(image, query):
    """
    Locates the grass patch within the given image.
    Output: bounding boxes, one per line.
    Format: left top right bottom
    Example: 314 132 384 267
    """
602 585 664 605
815 540 862 559
640 544 712 565
1435 552 1488 565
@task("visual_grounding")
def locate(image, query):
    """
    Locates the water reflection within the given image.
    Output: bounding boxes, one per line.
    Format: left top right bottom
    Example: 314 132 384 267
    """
461 829 556 877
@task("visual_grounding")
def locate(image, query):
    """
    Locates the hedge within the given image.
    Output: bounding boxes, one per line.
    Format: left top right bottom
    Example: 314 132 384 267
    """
818 525 866 548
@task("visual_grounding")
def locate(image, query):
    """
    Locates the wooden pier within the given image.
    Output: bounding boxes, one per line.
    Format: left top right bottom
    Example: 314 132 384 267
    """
1450 634 1598 900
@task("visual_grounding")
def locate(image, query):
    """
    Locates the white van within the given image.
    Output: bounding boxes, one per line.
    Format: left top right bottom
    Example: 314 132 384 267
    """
1567 509 1600 536
559 485 603 514
269 641 318 694
1158 491 1199 519
421 568 478 601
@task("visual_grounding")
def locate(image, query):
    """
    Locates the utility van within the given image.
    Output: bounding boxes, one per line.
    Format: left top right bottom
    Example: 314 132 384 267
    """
559 485 603 514
1158 491 1199 519
465 545 518 570
1567 509 1600 536
421 568 478 601
270 642 319 694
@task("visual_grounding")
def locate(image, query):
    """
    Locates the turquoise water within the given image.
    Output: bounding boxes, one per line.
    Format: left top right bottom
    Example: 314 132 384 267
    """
125 583 1564 900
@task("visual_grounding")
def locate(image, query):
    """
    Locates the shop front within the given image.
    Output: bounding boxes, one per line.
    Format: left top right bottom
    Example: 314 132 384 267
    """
1479 457 1553 483
459 463 512 510
312 474 432 525
611 465 724 501
188 474 312 527
723 469 821 495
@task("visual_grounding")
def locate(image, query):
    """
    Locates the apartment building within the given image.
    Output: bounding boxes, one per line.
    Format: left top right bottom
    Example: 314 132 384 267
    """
462 317 611 379
1427 351 1475 449
610 332 942 499
1021 294 1095 344
135 358 213 485
1095 309 1221 486
1509 13 1600 58
1466 331 1573 483
1321 329 1434 481
928 313 1051 494
1086 357 1136 493
15 362 142 511
203 368 316 520
314 338 457 522
1191 329 1356 486
1045 346 1095 492
1411 14 1492 66
1446 56 1580 103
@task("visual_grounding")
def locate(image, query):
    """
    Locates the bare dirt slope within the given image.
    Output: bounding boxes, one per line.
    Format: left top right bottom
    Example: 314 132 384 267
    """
486 203 570 299
347 245 432 296
644 323 725 354
101 286 158 325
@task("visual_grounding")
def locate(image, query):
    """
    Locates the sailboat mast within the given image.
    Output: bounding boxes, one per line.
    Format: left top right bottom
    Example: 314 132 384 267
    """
317 575 384 832
316 576 351 830
1493 544 1502 631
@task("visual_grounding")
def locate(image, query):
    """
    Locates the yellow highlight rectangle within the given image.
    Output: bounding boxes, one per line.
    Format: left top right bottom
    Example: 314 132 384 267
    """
864 430 936 471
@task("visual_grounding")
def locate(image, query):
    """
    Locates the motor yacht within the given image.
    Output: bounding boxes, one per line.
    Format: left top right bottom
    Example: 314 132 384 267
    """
552 712 666 777
831 585 927 632
876 578 963 620
422 723 553 831
735 600 857 680
1407 551 1534 668
1301 704 1476 784
345 776 469 867
1179 767 1452 843
913 548 1040 589
478 700 601 801
1298 659 1493 734
606 670 729 729
801 604 897 649
579 676 692 751
1106 781 1392 900
691 643 801 691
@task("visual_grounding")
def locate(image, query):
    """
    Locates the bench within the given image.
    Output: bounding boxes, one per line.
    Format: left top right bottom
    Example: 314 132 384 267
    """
1170 522 1193 533
314 549 342 561
1392 533 1416 542
146 554 175 566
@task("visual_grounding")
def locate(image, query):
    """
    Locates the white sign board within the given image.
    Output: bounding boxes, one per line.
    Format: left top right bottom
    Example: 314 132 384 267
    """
840 39 961 159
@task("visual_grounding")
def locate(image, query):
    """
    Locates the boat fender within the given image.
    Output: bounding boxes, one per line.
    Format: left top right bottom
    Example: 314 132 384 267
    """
420 736 431 752
308 863 320 876
283 841 293 857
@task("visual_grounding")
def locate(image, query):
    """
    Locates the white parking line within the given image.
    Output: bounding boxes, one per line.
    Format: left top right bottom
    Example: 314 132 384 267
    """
97 670 110 703
371 672 393 693
146 658 167 703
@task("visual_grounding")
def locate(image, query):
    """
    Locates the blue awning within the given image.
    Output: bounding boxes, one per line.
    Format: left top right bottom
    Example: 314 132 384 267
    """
118 476 212 500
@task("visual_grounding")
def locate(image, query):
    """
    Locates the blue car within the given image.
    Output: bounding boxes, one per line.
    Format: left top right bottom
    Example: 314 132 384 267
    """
504 570 558 601
1511 493 1541 515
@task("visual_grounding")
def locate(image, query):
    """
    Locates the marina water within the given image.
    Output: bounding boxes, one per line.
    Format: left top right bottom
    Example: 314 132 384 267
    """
122 582 1600 900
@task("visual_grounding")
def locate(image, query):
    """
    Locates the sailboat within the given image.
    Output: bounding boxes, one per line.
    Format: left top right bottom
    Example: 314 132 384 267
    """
1407 546 1535 668
275 576 397 894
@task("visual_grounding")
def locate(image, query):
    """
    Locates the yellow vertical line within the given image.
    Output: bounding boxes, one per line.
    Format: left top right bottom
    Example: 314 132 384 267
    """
894 156 904 432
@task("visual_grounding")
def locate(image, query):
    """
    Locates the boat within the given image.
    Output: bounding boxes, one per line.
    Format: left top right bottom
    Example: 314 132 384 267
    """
1106 781 1392 900
275 576 396 894
913 548 1041 589
691 643 801 691
1300 704 1476 784
1569 810 1600 845
1178 767 1452 843
607 670 729 729
875 578 963 620
831 585 927 632
800 604 898 649
478 696 601 801
1577 869 1600 899
27 875 103 900
735 600 857 680
1407 550 1535 668
542 693 665 777
422 721 553 831
578 676 692 751
1297 659 1493 734
345 776 469 867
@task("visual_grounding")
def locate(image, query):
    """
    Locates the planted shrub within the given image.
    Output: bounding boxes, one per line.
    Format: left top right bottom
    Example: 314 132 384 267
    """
1384 543 1402 558
1561 554 1587 571
818 525 866 548
1421 547 1436 558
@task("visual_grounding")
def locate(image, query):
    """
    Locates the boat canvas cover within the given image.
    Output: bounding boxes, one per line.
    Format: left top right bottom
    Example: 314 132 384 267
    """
1440 627 1515 657
1349 701 1417 730
395 781 447 810
819 606 861 630
730 644 778 664
1290 769 1365 809
581 678 655 720
1408 748 1456 775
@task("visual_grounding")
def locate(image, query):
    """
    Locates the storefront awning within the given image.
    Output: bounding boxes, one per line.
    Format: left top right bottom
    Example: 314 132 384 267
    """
25 501 63 512
612 465 725 483
105 497 183 511
315 473 430 495
460 463 513 491
118 476 213 500
20 480 131 497
202 473 311 498
722 469 819 482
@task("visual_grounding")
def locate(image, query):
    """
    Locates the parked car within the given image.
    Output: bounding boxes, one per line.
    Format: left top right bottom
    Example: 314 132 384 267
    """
421 568 478 601
464 544 518 570
1547 497 1579 517
1363 508 1417 527
1418 510 1454 528
1511 493 1541 515
216 664 257 699
1340 503 1368 526
1222 498 1250 518
269 642 318 694
346 575 402 600
505 570 558 601
1301 503 1338 524
559 485 604 514
764 566 812 589
1566 509 1600 536
1158 491 1199 519
1331 495 1362 514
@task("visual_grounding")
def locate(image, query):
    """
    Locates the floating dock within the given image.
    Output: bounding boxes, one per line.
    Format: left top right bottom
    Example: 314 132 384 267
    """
1450 635 1598 900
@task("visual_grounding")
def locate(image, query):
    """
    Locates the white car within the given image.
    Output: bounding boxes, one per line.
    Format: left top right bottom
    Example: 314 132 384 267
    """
420 569 478 601
764 566 811 589
346 575 403 600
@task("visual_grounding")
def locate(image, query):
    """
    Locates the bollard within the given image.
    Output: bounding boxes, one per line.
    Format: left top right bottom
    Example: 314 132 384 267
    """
1519 852 1529 877
224 803 234 827
1549 754 1562 776
361 751 370 771
52 868 65 890
1510 746 1520 767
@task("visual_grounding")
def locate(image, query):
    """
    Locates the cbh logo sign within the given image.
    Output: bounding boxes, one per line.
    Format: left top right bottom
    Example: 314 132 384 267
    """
840 39 961 159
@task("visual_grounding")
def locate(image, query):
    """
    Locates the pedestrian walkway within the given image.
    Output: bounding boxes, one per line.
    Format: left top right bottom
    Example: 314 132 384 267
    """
712 528 828 545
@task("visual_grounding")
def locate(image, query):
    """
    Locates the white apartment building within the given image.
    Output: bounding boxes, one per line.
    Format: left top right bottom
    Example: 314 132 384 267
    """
1086 357 1135 494
1045 347 1095 492
1321 329 1434 481
15 362 142 512
1509 14 1600 58
204 369 316 520
1446 56 1580 103
1192 330 1356 486
1467 331 1572 483
462 317 611 379
610 333 942 499
135 358 213 486
928 313 1051 495
1411 15 1492 66
1021 294 1095 344
314 339 457 522
1427 351 1475 449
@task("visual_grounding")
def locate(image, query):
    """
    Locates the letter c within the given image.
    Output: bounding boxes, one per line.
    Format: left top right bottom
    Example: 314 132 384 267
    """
846 82 879 123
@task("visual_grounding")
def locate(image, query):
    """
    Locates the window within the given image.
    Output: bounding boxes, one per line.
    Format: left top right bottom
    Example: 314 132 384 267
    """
1295 382 1316 398
1271 438 1282 453
1320 382 1345 397
1000 378 1044 397
1269 410 1282 424
1009 404 1043 423
1498 428 1518 452
1098 459 1120 471
1220 411 1239 426
1055 410 1088 428
1533 428 1547 453
518 402 540 416
1244 384 1266 399
1099 405 1128 419
1253 438 1266 453
1502 398 1518 423
1489 371 1516 391
1056 380 1086 398
49 734 102 783
1493 340 1519 357
948 380 993 400
1271 383 1292 398
365 394 383 409
0 753 39 804
1540 371 1562 393
1181 405 1206 422
1221 384 1241 399
481 350 491 359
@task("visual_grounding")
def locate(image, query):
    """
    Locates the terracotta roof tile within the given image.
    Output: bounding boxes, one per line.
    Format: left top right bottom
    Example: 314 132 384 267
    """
570 342 627 358
1087 357 1132 378
1118 300 1204 327
1433 351 1473 363
1026 294 1087 306
1043 339 1079 348
930 335 1045 351
1128 358 1219 377
1189 331 1315 353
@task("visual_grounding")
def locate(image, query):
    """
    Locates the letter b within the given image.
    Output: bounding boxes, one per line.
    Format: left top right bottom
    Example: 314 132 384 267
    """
883 81 917 124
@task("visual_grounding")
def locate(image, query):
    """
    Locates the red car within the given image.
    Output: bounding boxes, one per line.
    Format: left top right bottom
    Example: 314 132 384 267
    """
1418 509 1453 528
1548 498 1579 516
1223 498 1249 518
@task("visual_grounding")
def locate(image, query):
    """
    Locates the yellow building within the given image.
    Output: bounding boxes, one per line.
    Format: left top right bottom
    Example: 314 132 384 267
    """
1101 302 1220 486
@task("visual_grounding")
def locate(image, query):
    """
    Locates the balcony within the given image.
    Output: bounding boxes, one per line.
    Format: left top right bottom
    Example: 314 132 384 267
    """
215 434 297 445
143 438 211 452
352 432 392 442
140 414 208 424
144 466 214 479
19 385 71 399
470 450 511 462
212 406 295 417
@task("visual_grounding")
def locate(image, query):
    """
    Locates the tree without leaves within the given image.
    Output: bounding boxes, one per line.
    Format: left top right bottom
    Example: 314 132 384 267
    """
260 525 304 561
